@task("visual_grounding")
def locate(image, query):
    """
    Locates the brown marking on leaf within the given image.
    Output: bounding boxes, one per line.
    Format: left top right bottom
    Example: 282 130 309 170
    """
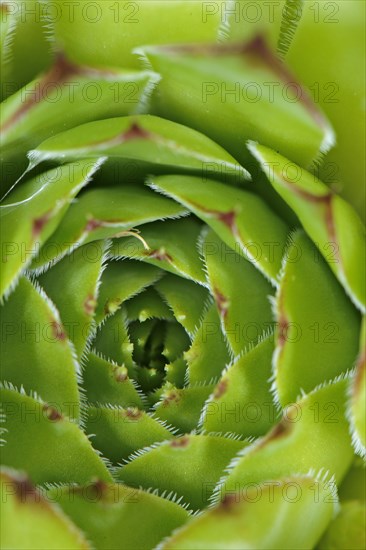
170 436 190 448
1 2 10 14
162 390 181 406
124 407 143 420
146 248 173 263
281 179 340 264
113 366 128 382
71 480 109 501
123 122 151 141
50 321 66 341
154 36 326 130
43 404 63 421
254 416 291 451
188 200 240 240
32 211 51 237
85 218 102 232
84 294 97 316
214 287 229 320
219 493 238 511
242 36 325 127
84 121 152 150
11 475 40 503
217 210 236 230
1 52 134 133
269 419 288 439
214 379 228 399
1 53 81 132
277 312 289 348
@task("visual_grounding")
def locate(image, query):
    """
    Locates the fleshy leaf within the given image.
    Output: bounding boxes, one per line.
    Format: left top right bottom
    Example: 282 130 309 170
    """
111 217 206 285
0 159 102 299
285 1 366 220
82 352 144 409
93 309 135 376
125 287 174 322
48 481 190 550
30 184 187 271
29 115 249 182
186 304 231 385
155 274 209 336
162 475 337 550
273 230 360 407
201 333 279 437
0 468 89 550
86 405 174 464
141 36 334 167
216 378 353 498
249 142 366 313
317 501 366 550
37 241 106 358
149 174 289 284
0 0 51 102
202 228 274 354
1 63 157 190
0 277 80 419
348 317 366 458
117 434 246 511
0 386 112 484
154 384 215 434
95 260 162 324
51 0 223 69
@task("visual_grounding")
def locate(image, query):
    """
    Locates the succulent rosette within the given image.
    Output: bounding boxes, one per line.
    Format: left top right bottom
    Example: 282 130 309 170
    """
0 1 365 549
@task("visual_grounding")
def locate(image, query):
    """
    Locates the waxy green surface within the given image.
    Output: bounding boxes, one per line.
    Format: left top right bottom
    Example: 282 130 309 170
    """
1 6 364 548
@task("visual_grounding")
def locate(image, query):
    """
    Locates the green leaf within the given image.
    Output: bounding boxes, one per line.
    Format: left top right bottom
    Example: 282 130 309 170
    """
285 1 366 221
95 260 162 324
154 384 215 434
48 481 190 550
0 468 89 550
51 0 223 69
111 217 207 285
272 230 360 407
30 184 187 271
186 304 231 385
0 159 101 299
163 322 191 363
37 241 107 358
201 333 279 438
164 358 188 388
249 142 366 313
93 309 135 376
202 228 274 354
155 274 209 336
29 115 249 182
117 434 246 511
162 475 337 550
0 277 80 419
125 287 174 322
82 352 144 409
217 378 354 498
348 317 366 458
141 36 334 168
338 456 366 502
0 386 112 484
0 1 51 102
1 63 157 190
86 405 174 464
150 175 289 284
317 501 366 550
